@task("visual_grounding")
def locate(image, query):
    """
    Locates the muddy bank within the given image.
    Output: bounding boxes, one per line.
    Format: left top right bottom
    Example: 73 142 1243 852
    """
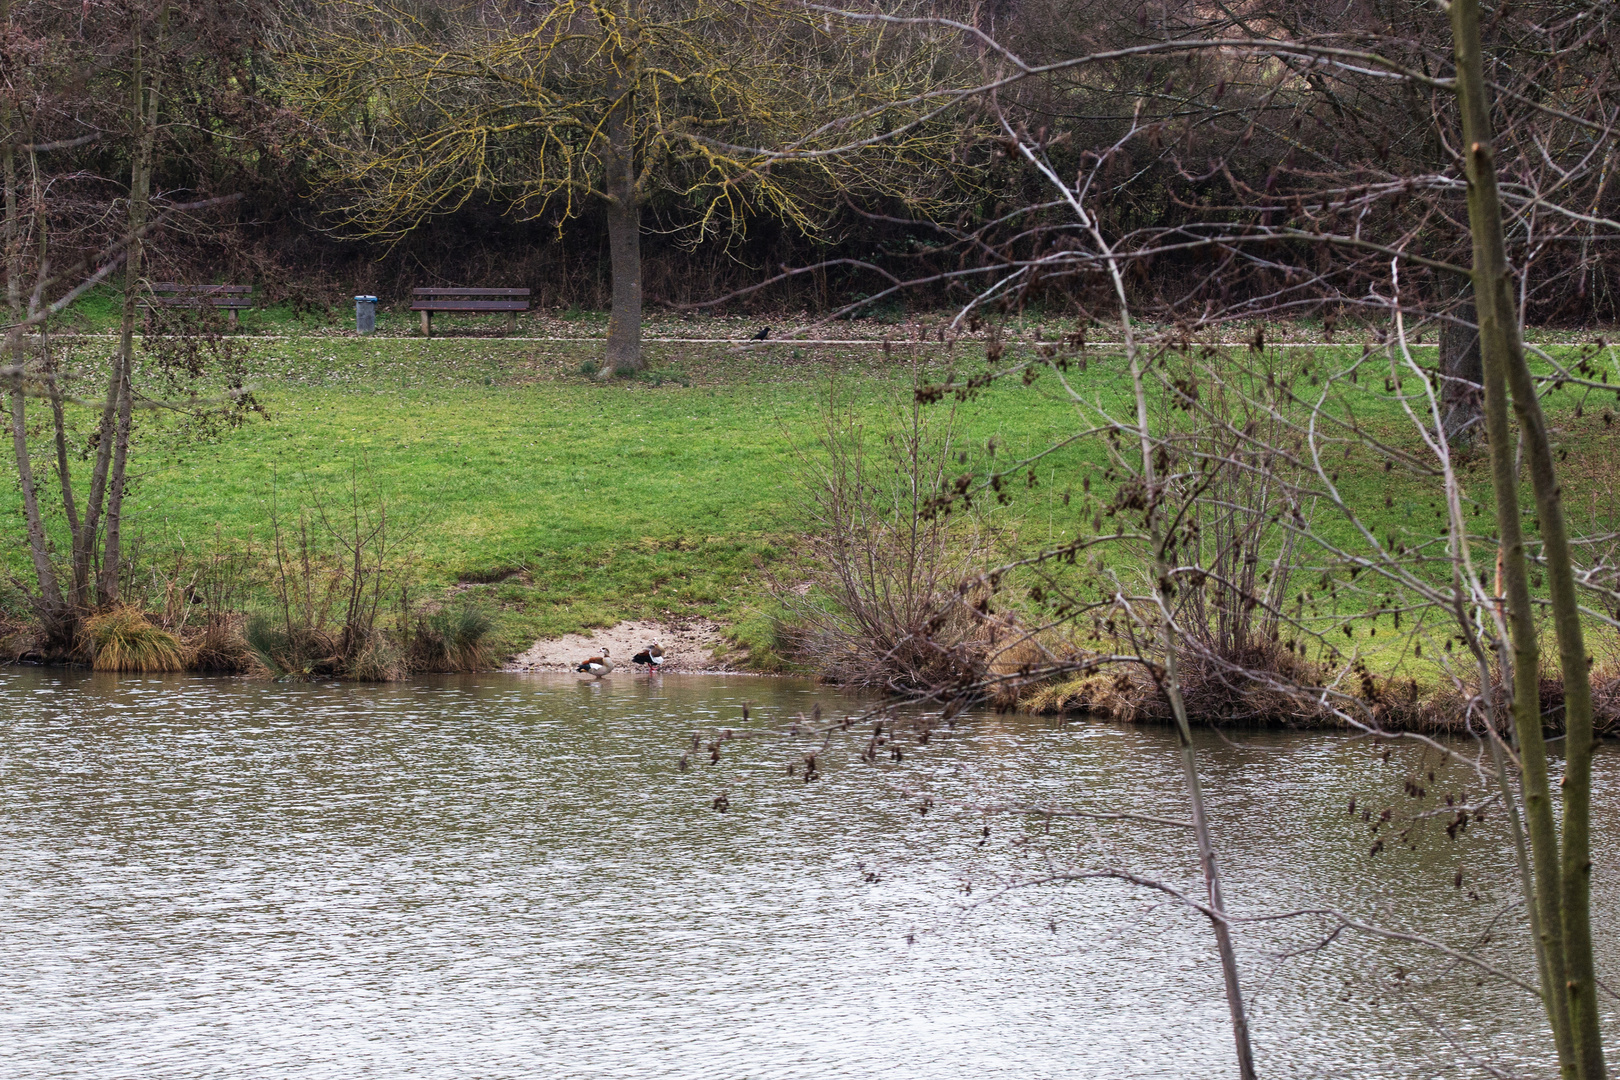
504 618 737 673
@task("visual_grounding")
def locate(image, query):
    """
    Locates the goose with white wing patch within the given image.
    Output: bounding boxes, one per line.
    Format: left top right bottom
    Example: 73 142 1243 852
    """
575 649 614 678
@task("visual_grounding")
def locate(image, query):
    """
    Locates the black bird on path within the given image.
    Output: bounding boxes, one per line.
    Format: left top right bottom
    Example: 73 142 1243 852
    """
750 327 771 341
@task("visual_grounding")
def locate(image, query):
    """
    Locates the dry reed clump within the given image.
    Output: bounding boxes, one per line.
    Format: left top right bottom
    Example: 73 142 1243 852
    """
1420 661 1620 737
1170 637 1333 726
185 614 261 675
1016 642 1620 736
83 607 188 673
243 616 406 681
780 589 991 693
1020 668 1147 720
1017 635 1332 726
981 621 1105 711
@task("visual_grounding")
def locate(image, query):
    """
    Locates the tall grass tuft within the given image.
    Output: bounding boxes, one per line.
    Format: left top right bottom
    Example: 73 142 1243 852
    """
84 607 188 672
408 604 495 672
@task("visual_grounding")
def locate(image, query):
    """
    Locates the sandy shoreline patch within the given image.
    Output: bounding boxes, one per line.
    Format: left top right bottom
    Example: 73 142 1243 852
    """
504 618 733 673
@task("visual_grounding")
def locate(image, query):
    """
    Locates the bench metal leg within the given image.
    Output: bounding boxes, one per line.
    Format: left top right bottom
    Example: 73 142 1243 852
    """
421 310 431 337
506 311 516 336
228 308 239 329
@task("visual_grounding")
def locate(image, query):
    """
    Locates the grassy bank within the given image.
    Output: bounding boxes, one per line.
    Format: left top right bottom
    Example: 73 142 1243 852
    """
10 328 1095 664
7 315 1619 707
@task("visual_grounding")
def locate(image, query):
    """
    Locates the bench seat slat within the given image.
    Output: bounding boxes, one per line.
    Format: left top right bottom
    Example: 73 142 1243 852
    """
410 300 530 311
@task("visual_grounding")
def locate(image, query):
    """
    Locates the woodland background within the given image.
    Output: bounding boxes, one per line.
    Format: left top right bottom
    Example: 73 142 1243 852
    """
11 0 1617 325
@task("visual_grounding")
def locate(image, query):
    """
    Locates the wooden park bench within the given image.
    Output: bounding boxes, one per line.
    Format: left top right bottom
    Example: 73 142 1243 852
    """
145 283 253 327
411 287 530 337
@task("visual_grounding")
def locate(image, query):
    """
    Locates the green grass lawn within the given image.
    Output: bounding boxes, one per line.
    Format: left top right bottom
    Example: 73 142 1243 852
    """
9 314 1619 681
21 331 1097 662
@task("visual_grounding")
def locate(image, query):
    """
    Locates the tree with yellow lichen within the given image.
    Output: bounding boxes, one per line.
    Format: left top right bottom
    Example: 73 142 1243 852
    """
290 0 971 374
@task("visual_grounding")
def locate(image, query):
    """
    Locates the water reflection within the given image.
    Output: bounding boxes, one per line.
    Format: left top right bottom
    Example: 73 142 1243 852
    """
0 669 1613 1078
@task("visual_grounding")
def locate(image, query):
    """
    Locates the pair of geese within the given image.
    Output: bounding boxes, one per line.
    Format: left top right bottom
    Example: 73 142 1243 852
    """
576 645 662 677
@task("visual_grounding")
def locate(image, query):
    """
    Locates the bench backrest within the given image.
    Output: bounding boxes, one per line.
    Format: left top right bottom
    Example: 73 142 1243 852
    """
150 283 252 295
412 288 530 298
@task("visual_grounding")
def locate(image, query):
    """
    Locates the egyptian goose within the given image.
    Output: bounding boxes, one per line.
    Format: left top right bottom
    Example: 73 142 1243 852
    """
575 649 614 678
631 644 664 671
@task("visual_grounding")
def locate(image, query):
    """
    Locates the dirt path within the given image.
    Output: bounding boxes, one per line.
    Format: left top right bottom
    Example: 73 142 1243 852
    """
503 618 732 673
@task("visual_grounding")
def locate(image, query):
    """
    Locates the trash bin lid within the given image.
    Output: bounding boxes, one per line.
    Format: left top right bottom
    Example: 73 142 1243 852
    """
354 295 379 302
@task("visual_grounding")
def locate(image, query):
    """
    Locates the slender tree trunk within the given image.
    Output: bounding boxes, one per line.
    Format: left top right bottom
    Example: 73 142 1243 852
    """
78 373 120 603
600 26 642 377
21 140 85 614
1 18 68 635
98 346 136 605
1118 281 1256 1080
3 128 17 314
4 132 69 627
46 348 80 566
9 382 66 607
2 0 17 317
1450 2 1604 1076
98 8 159 606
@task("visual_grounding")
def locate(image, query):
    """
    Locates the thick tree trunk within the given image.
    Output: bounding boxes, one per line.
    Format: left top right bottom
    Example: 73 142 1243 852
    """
603 187 642 376
1439 282 1482 444
1451 2 1605 1076
600 37 642 377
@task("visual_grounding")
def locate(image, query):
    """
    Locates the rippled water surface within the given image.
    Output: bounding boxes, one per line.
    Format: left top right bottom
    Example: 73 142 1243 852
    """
0 669 1616 1079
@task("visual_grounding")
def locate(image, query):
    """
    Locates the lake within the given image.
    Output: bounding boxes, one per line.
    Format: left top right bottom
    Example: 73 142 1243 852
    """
0 669 1614 1078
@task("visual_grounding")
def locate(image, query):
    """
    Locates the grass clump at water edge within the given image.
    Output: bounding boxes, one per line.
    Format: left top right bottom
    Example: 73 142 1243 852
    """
83 607 188 672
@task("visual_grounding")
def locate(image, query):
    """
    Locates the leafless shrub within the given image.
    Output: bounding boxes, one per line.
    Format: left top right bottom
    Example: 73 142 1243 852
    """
776 374 995 694
1422 661 1620 739
250 467 414 681
1164 350 1325 721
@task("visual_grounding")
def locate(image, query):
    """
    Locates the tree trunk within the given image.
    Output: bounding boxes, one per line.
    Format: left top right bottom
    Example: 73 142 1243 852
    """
600 34 642 377
98 8 158 606
9 385 67 624
603 190 642 376
46 346 81 593
98 348 136 605
3 119 17 314
1451 2 1605 1076
2 0 17 318
1114 249 1256 1079
1439 281 1483 444
1 34 69 639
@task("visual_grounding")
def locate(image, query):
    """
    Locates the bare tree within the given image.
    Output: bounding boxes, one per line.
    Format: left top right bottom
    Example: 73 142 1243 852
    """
286 0 976 374
686 2 1618 1075
1 0 265 651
